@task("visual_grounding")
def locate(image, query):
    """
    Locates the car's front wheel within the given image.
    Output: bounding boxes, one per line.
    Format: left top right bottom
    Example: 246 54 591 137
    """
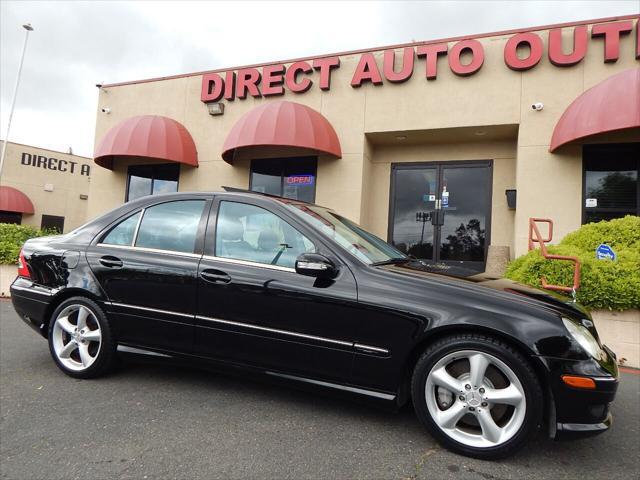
48 297 116 379
411 333 543 459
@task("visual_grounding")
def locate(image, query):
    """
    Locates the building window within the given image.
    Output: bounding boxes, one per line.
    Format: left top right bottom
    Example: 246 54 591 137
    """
250 157 317 203
583 144 639 224
0 212 22 224
126 164 180 202
41 215 65 233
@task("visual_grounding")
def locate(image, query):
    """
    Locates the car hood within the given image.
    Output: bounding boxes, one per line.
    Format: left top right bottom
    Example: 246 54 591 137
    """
375 260 590 320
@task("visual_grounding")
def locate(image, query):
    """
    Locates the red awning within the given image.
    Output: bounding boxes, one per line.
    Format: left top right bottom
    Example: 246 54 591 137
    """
222 101 341 163
0 186 34 214
94 115 198 169
550 68 640 152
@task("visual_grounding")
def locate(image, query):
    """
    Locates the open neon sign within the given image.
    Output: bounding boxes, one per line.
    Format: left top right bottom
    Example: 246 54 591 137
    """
286 175 315 186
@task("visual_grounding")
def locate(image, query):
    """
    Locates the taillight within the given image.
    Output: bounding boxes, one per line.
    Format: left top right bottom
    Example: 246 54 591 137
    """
17 249 31 279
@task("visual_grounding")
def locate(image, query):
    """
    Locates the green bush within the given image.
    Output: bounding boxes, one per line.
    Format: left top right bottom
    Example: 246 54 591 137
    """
505 216 640 311
0 223 55 265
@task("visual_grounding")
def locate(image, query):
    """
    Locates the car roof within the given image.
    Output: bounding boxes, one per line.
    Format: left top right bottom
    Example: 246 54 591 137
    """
133 187 320 208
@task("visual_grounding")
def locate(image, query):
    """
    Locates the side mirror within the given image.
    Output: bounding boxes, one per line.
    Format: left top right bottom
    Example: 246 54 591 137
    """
295 253 337 279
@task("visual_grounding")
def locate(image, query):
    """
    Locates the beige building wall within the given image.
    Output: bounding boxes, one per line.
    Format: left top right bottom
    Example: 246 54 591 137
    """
0 141 91 232
89 16 640 259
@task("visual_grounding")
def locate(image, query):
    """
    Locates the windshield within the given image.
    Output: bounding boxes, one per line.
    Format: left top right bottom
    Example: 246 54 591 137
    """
285 203 407 265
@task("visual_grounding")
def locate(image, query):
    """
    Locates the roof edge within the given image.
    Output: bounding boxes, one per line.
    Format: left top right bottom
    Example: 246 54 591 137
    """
0 139 92 160
101 14 639 89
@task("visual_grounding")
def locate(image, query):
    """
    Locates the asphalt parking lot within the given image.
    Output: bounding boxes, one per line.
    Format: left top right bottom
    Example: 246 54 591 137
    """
1 299 638 480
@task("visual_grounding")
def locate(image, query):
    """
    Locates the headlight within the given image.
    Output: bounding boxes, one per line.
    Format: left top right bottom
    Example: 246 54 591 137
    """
562 318 603 360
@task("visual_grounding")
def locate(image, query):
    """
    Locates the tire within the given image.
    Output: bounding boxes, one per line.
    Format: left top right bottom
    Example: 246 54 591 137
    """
411 333 543 460
48 296 117 379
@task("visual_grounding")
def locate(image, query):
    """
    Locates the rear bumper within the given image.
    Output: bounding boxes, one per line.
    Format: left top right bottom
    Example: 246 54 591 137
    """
10 277 55 338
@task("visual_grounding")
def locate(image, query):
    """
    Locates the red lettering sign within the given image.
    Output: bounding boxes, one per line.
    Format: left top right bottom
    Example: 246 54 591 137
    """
383 47 414 83
262 65 285 96
416 43 447 80
548 26 588 66
591 20 633 62
237 68 262 99
285 61 313 93
351 53 383 87
224 71 236 101
448 40 484 76
504 32 543 70
313 57 340 90
198 19 638 104
201 72 224 103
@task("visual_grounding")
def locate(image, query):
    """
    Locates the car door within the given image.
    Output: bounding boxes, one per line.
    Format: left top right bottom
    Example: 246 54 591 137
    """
86 196 211 352
194 196 360 383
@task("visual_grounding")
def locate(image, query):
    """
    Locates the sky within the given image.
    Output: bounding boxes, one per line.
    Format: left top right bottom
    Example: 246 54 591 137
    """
1 0 638 158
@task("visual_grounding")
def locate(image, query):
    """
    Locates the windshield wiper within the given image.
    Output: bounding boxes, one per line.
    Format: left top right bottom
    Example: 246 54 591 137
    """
371 258 409 266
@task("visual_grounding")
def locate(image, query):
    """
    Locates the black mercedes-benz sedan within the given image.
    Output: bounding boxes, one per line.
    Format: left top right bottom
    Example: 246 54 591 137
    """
10 189 618 459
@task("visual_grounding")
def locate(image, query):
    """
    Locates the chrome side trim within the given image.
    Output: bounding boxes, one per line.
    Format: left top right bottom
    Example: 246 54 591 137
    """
109 303 389 354
117 345 173 358
96 243 202 259
195 314 352 347
354 343 390 355
266 371 396 401
201 255 295 273
10 283 54 296
110 302 194 319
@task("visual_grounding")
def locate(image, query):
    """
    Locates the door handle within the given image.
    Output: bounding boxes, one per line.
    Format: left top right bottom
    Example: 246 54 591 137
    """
99 255 123 268
200 269 231 284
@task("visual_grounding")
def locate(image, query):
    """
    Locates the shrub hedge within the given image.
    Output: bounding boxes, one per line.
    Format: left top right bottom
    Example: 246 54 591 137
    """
505 216 640 311
0 223 55 265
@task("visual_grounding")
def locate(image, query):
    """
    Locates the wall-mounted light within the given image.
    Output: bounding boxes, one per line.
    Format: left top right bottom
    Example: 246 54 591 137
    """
79 194 88 200
101 107 111 114
44 183 54 192
207 102 224 116
395 135 407 141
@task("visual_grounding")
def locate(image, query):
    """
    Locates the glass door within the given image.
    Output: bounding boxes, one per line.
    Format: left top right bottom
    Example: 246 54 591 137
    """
389 161 492 273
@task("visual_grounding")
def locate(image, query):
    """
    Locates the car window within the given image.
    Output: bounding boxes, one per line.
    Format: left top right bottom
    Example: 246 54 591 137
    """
135 200 205 253
102 211 142 246
285 203 406 264
215 201 316 268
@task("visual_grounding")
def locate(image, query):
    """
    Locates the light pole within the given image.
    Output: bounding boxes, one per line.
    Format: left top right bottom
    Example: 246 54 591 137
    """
0 23 34 184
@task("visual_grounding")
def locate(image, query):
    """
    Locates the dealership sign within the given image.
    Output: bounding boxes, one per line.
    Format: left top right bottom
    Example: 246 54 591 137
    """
21 152 91 176
202 20 639 103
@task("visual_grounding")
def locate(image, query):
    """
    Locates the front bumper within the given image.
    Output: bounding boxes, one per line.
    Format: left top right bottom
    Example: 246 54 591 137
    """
541 345 619 439
557 412 612 439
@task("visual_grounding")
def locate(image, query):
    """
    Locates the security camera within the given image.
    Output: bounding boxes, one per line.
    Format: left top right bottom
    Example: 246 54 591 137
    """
101 107 111 114
95 83 102 88
531 102 544 111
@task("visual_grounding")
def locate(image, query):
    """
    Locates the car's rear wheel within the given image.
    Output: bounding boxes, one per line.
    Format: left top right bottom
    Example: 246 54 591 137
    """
411 333 543 459
48 297 116 379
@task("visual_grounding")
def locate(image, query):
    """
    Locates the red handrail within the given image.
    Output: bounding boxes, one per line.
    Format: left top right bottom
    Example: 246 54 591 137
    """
528 218 581 295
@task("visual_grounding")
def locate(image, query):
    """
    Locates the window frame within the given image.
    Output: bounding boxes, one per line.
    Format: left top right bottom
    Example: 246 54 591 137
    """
582 144 640 224
208 199 317 271
96 197 212 257
249 156 318 202
125 163 181 202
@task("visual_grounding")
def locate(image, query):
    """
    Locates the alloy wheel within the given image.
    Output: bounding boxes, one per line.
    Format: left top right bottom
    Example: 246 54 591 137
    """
51 304 102 371
425 350 526 448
